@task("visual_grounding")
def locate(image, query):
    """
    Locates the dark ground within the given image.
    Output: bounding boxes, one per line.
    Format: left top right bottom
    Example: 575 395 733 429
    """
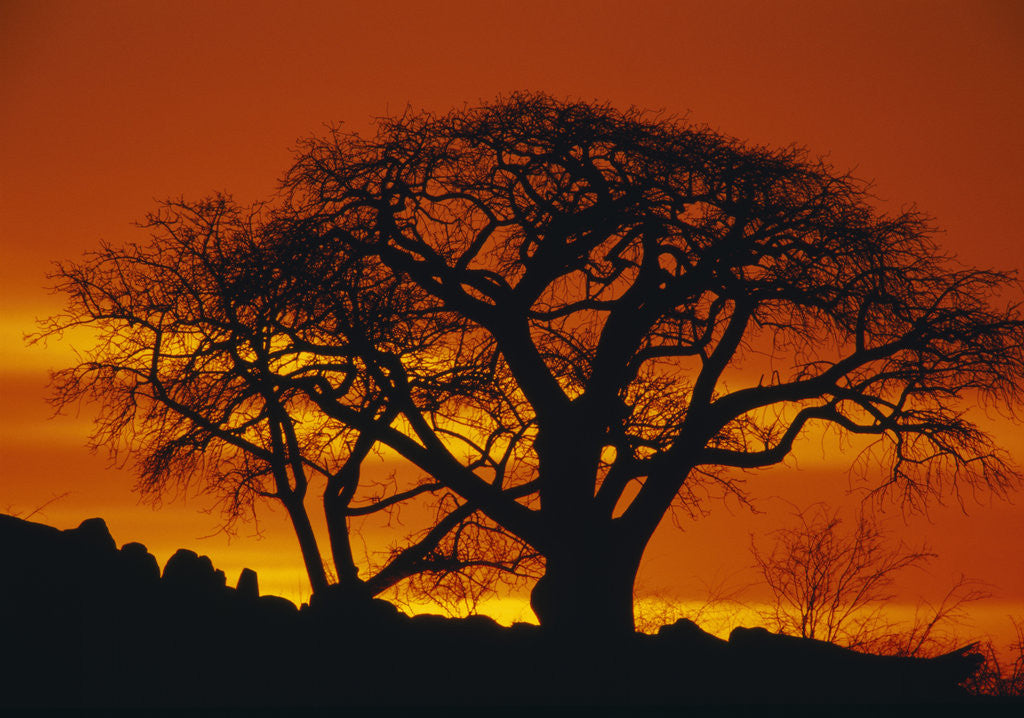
0 513 1000 708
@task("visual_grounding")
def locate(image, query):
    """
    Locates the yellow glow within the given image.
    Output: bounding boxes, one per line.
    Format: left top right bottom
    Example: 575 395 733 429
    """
1 312 85 371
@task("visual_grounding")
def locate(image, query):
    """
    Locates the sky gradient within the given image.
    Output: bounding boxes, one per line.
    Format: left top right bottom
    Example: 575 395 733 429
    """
2 0 1022 638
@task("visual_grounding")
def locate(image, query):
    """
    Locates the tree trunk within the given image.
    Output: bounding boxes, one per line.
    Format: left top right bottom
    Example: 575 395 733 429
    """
530 429 643 640
324 496 366 594
530 533 642 640
282 498 330 596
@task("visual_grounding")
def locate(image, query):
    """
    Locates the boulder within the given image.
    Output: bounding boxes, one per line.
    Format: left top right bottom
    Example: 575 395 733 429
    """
236 567 259 599
119 542 160 583
658 617 728 654
162 549 226 595
65 517 117 554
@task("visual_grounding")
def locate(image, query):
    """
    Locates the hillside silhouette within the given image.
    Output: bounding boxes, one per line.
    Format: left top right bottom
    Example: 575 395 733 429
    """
0 513 989 706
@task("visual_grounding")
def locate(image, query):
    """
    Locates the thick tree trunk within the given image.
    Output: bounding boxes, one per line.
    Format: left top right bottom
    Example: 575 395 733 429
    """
282 498 330 596
530 534 642 640
530 426 644 639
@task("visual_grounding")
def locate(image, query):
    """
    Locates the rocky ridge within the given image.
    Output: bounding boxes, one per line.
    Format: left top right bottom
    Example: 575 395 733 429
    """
0 513 983 706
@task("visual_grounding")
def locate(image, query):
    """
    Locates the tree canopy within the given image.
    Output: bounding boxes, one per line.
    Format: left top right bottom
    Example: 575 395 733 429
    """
36 196 539 609
40 93 1024 636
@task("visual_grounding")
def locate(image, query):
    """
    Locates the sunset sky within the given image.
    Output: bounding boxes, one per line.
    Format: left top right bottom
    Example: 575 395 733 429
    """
2 0 1022 641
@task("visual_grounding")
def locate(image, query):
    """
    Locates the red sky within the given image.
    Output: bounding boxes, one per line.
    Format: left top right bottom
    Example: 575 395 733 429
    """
2 0 1022 638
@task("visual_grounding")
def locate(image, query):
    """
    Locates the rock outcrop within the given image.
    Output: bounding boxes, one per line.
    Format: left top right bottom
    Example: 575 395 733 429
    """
0 513 985 706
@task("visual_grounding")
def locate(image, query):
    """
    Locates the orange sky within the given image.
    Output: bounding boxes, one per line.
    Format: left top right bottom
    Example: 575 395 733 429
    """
2 0 1022 639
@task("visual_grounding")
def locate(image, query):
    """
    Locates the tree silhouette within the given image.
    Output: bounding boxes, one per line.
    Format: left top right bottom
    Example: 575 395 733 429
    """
276 93 1024 637
966 618 1024 697
40 93 1024 639
35 196 540 604
751 503 988 654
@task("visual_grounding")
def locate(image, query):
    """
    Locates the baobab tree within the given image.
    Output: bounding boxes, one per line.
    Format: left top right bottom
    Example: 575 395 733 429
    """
40 93 1024 638
275 92 1024 637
